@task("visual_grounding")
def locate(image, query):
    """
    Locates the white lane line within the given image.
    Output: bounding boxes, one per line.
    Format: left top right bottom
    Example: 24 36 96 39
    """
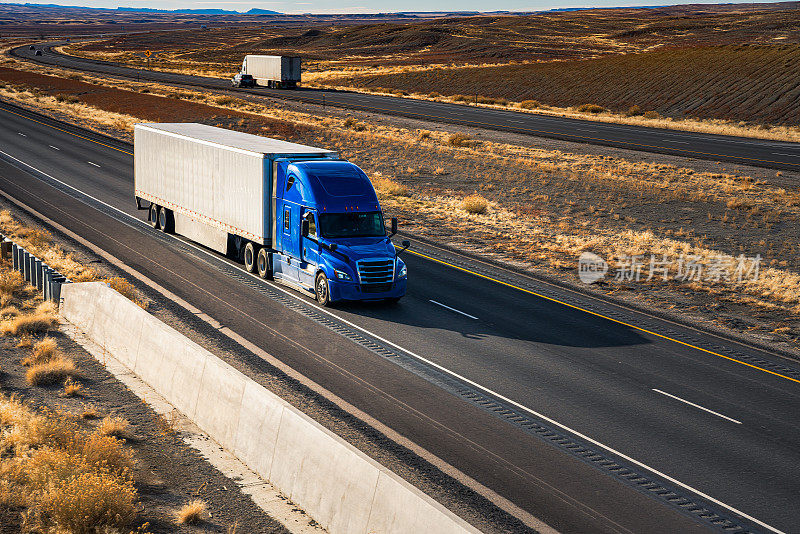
87 161 100 167
662 139 689 144
773 153 797 157
576 128 596 132
49 145 60 150
0 147 785 534
652 389 742 424
429 299 479 320
17 132 26 137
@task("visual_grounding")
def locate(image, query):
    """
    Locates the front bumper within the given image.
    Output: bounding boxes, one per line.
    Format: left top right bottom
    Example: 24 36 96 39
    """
328 278 407 302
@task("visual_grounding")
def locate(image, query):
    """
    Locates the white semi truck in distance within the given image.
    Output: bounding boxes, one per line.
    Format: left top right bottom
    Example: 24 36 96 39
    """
134 123 408 306
240 55 301 89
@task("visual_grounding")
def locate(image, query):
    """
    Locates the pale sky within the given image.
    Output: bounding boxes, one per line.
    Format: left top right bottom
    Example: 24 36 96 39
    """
16 0 771 15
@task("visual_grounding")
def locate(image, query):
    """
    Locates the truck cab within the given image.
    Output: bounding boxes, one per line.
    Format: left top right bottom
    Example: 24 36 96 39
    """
272 159 407 305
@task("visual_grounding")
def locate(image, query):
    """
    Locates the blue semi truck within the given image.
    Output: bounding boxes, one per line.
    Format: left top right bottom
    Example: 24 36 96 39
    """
133 123 408 305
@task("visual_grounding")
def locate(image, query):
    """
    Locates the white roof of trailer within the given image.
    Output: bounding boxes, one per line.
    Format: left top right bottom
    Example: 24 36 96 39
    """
135 123 334 158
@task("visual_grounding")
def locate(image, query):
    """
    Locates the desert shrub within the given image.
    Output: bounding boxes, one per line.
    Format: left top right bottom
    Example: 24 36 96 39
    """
101 277 145 308
462 195 489 214
418 131 431 140
428 91 440 98
726 198 755 209
2 303 58 336
343 117 367 131
0 270 24 296
447 133 472 147
451 94 471 102
78 433 133 473
27 228 52 249
520 100 540 109
373 177 409 197
625 105 643 116
576 103 605 114
25 357 76 386
96 416 131 439
643 110 661 119
23 337 58 366
63 377 82 397
39 469 136 532
176 499 207 525
215 95 237 106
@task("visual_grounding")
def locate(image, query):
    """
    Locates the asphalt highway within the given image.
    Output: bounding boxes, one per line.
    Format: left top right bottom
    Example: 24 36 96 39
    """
2 101 800 533
12 42 800 172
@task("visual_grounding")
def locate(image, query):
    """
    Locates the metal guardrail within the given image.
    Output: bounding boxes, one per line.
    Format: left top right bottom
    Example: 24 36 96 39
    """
0 234 70 302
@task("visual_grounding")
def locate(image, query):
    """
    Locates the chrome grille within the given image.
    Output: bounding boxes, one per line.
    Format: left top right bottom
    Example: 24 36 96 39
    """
357 258 394 286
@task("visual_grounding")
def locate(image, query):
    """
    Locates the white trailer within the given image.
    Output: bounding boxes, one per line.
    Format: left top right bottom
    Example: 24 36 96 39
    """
134 123 334 256
241 55 301 89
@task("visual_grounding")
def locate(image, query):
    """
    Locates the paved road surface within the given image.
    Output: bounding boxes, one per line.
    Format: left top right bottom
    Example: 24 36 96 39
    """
2 101 800 533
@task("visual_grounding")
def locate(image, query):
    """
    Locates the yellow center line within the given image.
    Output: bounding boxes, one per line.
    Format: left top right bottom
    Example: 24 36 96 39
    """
0 105 133 156
4 95 798 383
407 249 800 385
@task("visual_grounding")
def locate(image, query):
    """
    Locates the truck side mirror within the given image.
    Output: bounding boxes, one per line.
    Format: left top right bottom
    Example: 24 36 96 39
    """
301 219 309 237
396 240 411 255
390 217 398 237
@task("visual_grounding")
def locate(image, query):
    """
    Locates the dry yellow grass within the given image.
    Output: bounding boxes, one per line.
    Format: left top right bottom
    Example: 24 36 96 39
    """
2 302 58 337
0 210 98 282
96 416 131 439
176 499 207 525
62 376 82 397
81 404 100 420
461 195 489 215
22 337 58 366
102 277 146 309
25 357 76 386
372 177 409 197
0 394 136 532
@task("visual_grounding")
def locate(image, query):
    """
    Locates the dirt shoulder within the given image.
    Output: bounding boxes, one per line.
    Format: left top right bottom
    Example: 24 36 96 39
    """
0 233 288 533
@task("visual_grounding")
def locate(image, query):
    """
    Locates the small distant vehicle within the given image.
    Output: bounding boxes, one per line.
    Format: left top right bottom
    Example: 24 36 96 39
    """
239 55 300 89
34 50 42 56
231 73 255 88
28 45 35 50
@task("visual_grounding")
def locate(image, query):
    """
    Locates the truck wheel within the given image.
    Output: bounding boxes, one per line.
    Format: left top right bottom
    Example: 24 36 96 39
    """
149 204 160 229
243 242 257 273
315 272 331 306
158 206 174 233
257 248 271 279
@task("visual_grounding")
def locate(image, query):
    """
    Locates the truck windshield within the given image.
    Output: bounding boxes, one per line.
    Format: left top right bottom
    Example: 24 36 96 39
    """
320 212 385 238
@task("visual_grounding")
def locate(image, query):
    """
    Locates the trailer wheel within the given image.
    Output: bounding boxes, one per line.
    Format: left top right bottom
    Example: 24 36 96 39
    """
149 204 160 229
315 272 331 306
243 242 257 273
158 206 174 233
257 248 271 279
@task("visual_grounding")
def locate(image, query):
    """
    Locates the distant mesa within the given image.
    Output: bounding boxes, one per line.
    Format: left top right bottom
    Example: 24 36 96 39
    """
11 2 282 14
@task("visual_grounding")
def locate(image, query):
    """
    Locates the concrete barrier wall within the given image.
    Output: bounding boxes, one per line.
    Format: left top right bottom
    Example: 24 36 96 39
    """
61 282 480 534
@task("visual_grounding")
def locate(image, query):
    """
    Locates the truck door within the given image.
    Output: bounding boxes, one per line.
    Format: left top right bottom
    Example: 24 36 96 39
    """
277 205 299 282
298 209 319 289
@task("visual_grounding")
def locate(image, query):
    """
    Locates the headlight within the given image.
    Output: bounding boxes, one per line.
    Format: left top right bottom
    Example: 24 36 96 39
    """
334 269 351 281
397 262 407 279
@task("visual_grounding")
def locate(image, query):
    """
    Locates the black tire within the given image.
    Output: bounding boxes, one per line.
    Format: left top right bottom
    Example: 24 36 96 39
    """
257 247 271 279
243 242 257 273
315 272 331 306
149 204 160 229
158 206 174 233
